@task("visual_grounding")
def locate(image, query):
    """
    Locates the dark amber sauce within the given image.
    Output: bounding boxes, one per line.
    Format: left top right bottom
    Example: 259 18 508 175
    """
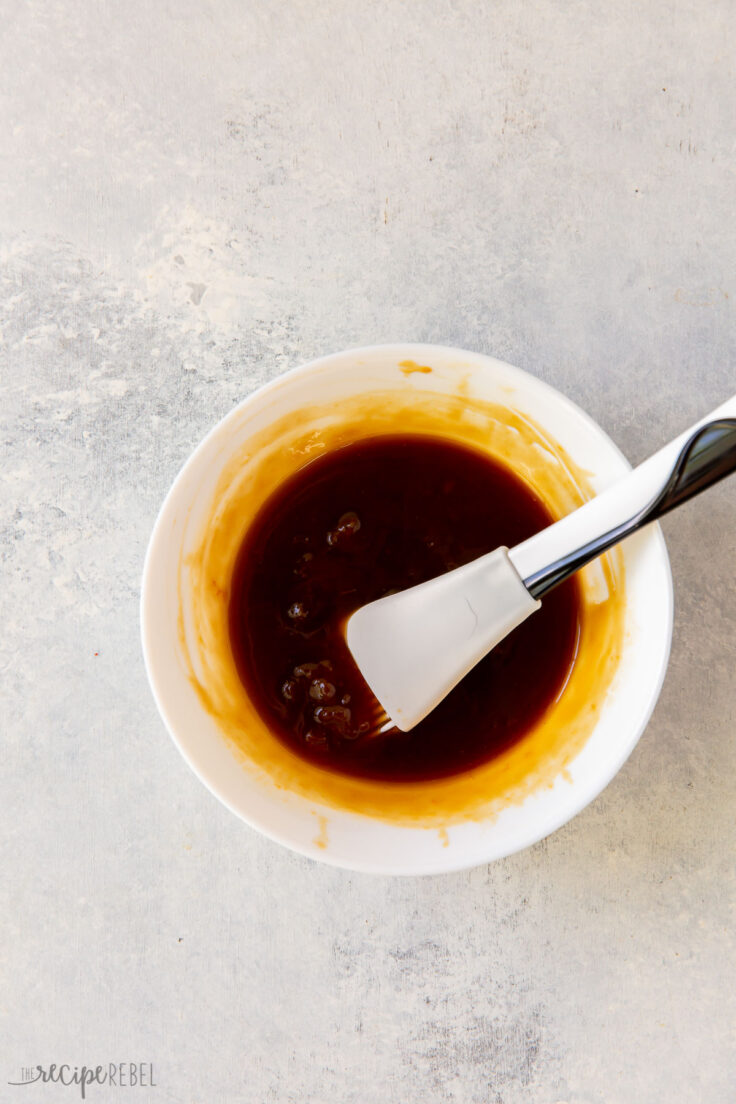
229 435 581 782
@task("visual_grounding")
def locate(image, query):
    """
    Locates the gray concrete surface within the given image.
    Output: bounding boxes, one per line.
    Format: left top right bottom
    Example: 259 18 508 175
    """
2 2 735 1101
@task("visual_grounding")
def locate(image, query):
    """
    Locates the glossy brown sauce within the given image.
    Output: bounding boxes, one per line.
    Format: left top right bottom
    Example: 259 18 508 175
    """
229 435 581 782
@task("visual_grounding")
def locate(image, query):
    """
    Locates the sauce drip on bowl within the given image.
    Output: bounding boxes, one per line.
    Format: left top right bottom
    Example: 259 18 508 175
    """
229 435 581 782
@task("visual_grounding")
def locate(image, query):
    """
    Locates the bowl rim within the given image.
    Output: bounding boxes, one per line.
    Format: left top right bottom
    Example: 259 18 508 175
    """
141 343 674 874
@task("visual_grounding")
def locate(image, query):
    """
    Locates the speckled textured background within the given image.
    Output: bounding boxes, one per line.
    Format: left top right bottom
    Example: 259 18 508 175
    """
2 2 735 1101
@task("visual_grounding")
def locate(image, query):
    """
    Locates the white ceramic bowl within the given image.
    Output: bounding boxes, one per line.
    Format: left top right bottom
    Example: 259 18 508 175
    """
141 344 673 874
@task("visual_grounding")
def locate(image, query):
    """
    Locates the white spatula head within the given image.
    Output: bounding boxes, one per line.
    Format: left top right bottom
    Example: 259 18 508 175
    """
345 547 540 731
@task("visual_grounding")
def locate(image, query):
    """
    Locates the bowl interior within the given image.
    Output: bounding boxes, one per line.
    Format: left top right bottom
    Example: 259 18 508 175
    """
141 345 672 873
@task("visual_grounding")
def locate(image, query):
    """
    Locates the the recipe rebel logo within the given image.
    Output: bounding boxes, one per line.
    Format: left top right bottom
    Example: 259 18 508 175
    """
8 1063 156 1098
